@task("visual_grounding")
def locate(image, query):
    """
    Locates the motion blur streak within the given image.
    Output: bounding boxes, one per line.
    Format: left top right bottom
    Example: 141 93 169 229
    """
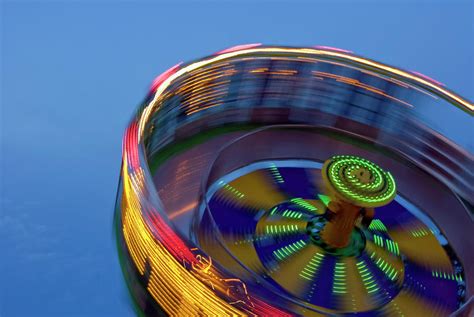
120 125 291 316
121 158 242 315
139 46 473 138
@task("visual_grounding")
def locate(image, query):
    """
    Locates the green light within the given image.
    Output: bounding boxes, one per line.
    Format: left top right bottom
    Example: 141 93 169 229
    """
357 260 380 294
411 228 429 238
373 234 384 247
371 252 399 281
281 209 303 219
269 163 284 184
323 155 397 207
219 181 245 198
432 270 463 283
265 224 301 235
369 219 387 232
317 194 331 207
291 198 317 212
273 240 307 261
332 262 347 294
299 253 324 280
389 240 399 255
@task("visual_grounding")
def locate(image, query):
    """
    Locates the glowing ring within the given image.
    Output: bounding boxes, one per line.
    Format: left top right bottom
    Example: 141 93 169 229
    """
322 155 397 207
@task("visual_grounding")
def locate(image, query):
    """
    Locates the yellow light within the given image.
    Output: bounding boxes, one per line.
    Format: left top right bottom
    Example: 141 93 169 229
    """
121 157 245 316
139 46 473 138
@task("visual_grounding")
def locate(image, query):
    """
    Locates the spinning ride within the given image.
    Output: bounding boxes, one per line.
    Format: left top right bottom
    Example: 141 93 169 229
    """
115 45 473 316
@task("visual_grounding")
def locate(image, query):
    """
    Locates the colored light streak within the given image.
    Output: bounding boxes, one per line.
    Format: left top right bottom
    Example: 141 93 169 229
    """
299 253 324 281
385 239 400 256
369 219 387 232
290 198 318 212
357 261 379 294
215 43 262 55
121 159 242 315
140 46 472 139
411 228 429 237
149 63 182 94
250 68 298 76
432 270 463 282
265 224 301 235
373 236 384 247
411 71 445 87
307 56 438 100
333 262 347 294
281 209 303 219
269 163 285 183
218 180 245 198
370 252 399 281
168 201 198 220
313 70 414 108
273 240 307 261
120 131 290 315
313 45 353 53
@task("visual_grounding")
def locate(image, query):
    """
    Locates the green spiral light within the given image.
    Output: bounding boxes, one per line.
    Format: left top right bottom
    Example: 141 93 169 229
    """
322 155 397 207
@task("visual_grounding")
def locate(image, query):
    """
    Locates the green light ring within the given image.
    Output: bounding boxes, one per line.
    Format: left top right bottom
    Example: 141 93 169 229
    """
339 163 384 191
329 160 394 204
323 155 397 207
342 159 383 189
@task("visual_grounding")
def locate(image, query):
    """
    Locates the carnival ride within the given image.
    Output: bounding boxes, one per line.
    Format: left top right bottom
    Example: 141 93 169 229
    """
115 45 473 316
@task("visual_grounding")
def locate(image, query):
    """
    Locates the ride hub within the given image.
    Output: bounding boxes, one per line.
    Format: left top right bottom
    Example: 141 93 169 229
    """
114 45 473 316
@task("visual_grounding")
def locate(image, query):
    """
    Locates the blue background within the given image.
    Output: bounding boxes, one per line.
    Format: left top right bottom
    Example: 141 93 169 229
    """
1 1 472 316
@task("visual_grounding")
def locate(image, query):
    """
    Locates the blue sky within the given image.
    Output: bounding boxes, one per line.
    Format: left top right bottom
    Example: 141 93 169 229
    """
1 1 472 316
